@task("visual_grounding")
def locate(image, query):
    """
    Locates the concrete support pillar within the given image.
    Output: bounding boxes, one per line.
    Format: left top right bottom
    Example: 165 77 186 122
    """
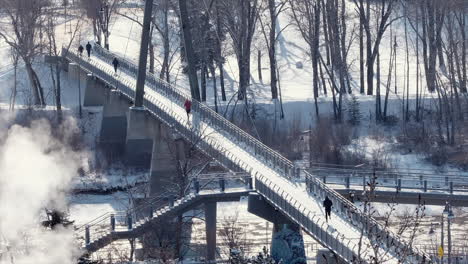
99 90 131 156
83 74 107 106
149 123 178 196
247 194 306 264
205 201 217 261
125 107 158 168
68 62 80 80
317 249 342 264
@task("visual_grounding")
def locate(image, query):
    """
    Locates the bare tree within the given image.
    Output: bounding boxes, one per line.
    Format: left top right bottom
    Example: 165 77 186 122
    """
352 0 397 96
78 0 121 50
289 0 321 118
220 0 259 100
356 171 426 263
8 48 19 111
0 0 48 106
44 4 83 122
218 211 251 259
178 0 201 100
258 0 287 100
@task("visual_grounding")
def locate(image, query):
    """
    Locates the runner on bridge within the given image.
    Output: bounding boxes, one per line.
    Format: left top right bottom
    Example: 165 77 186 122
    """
323 196 333 222
86 42 92 58
184 99 192 121
112 57 119 75
78 45 84 56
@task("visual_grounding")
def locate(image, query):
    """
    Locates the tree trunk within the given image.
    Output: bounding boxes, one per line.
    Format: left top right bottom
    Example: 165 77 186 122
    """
456 12 466 93
9 58 18 111
219 63 226 101
365 0 373 95
149 41 155 74
210 65 218 112
258 49 263 83
312 1 321 105
376 51 381 121
55 65 62 122
178 0 200 100
201 65 207 101
404 14 409 121
215 0 226 101
268 0 278 99
25 59 45 106
359 0 364 94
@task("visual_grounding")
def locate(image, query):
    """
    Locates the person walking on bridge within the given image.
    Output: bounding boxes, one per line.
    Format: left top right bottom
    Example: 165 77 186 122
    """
323 196 333 222
78 45 84 57
85 42 92 58
184 99 192 121
112 57 119 75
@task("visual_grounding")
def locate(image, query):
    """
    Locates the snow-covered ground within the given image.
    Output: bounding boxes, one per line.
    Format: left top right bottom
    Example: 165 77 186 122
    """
0 2 466 263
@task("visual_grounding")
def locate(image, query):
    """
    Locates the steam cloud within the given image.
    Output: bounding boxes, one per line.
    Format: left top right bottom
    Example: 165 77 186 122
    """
0 115 82 264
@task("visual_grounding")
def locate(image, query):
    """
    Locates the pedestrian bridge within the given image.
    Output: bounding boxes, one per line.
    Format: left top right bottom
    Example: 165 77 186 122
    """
63 45 432 263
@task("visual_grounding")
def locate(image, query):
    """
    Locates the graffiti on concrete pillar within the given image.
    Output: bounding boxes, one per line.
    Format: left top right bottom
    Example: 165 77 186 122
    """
271 224 306 264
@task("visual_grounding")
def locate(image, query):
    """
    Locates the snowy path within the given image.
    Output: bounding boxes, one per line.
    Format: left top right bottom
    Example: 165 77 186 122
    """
64 48 425 263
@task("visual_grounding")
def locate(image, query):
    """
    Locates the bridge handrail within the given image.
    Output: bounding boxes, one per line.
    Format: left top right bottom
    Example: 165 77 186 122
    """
63 47 430 261
309 167 466 181
255 175 368 263
91 44 295 176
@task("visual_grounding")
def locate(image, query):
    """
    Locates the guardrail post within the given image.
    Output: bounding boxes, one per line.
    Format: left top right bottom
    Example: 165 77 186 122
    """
397 179 402 192
345 176 350 189
449 182 453 194
85 225 90 245
169 195 174 207
362 174 366 191
219 178 225 192
423 180 428 192
127 214 133 230
194 179 200 194
248 177 253 189
149 205 154 218
110 214 115 231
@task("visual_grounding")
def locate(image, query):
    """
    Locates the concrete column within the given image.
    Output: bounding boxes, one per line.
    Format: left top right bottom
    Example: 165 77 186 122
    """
317 249 341 264
125 107 158 168
68 62 80 80
247 194 306 264
83 74 107 106
99 89 131 157
149 123 178 196
205 201 217 261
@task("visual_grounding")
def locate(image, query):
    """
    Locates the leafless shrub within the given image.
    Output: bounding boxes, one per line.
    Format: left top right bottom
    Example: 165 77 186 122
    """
309 117 361 165
218 211 251 258
238 113 304 160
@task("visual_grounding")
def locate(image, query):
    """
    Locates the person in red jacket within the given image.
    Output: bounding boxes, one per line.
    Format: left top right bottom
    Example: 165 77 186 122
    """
184 99 192 120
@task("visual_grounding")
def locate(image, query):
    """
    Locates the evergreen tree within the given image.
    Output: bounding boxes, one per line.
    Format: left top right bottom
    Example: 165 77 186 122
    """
347 95 361 125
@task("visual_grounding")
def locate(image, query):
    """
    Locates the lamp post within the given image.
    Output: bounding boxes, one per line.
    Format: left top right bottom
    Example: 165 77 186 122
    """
444 202 455 264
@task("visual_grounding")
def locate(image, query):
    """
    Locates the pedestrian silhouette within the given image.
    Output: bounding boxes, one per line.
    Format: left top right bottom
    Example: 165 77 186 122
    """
78 45 84 56
112 57 119 74
323 196 333 222
184 99 192 120
85 42 92 58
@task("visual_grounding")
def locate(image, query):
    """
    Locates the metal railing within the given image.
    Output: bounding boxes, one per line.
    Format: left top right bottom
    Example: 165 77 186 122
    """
255 175 368 263
309 167 468 194
63 47 431 262
74 174 252 248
